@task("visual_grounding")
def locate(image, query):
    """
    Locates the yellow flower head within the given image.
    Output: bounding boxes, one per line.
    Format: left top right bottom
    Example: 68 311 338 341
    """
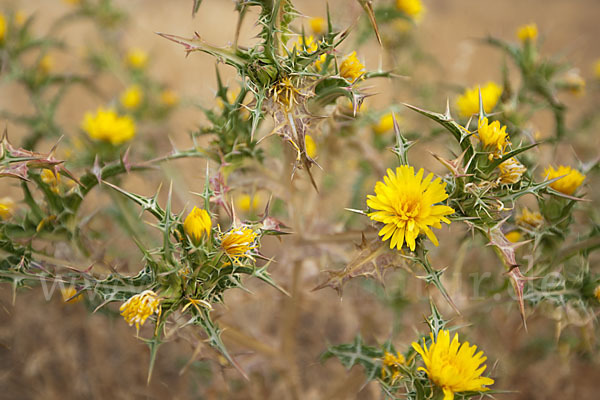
373 113 396 135
15 11 27 27
477 117 509 156
41 168 60 187
126 48 148 69
315 54 328 72
594 286 600 301
456 82 502 118
61 286 83 304
544 165 585 195
0 197 15 220
183 206 211 244
381 351 405 383
516 207 543 228
396 0 426 22
594 59 600 80
221 226 258 261
120 85 143 110
340 51 365 83
119 290 161 331
82 108 136 145
294 35 318 53
305 134 317 158
498 157 526 184
160 89 179 107
367 166 455 252
412 330 494 400
309 17 326 35
0 13 6 42
505 230 522 243
38 54 53 75
516 23 538 42
237 193 260 213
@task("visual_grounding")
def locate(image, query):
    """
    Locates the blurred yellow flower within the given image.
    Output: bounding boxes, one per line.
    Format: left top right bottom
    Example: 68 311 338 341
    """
373 113 396 135
61 286 82 303
564 71 585 96
126 48 148 69
367 166 455 252
15 10 26 27
309 17 326 35
236 193 260 212
340 51 365 82
183 206 211 244
498 157 526 184
516 207 543 228
396 0 425 22
120 290 161 332
315 54 327 71
0 14 6 42
594 59 600 80
305 134 317 158
477 117 509 156
82 108 136 145
544 165 585 195
456 82 502 118
594 286 600 301
505 231 522 243
381 351 405 383
160 89 179 107
38 54 53 75
63 0 82 5
0 197 14 220
221 226 258 262
120 85 143 110
412 330 494 400
516 23 538 42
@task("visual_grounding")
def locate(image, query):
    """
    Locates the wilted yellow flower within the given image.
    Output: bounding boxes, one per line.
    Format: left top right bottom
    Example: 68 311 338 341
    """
340 51 365 82
61 286 82 303
505 231 522 243
120 290 161 331
367 166 455 252
381 351 405 383
594 59 600 80
120 85 143 110
126 48 148 69
0 14 6 42
498 157 526 184
372 113 396 135
477 117 509 157
544 165 585 195
183 206 211 244
412 330 494 400
221 226 258 261
82 108 136 145
305 134 317 158
456 82 502 118
237 193 260 212
0 197 14 220
160 89 179 107
516 23 538 42
309 17 326 35
516 207 543 228
396 0 425 22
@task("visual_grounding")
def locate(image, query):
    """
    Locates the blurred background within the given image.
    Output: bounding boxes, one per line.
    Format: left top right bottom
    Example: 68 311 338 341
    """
1 0 599 399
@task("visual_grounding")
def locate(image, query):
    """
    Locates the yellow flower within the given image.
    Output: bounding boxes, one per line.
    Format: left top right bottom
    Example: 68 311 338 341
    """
0 197 15 220
37 54 53 75
412 330 494 400
15 11 26 27
340 51 365 83
498 157 526 184
367 166 455 251
160 89 179 107
305 134 317 158
119 290 161 332
505 231 522 243
372 113 396 135
120 85 143 110
564 71 585 96
126 48 148 69
396 0 426 22
221 226 258 261
314 54 328 72
295 35 318 52
61 286 82 303
41 168 60 187
477 117 509 156
237 193 260 212
594 59 600 80
456 82 502 118
183 206 211 244
381 351 405 383
516 23 538 42
544 165 585 195
0 13 6 42
309 17 326 35
82 107 136 145
594 286 600 301
516 207 543 228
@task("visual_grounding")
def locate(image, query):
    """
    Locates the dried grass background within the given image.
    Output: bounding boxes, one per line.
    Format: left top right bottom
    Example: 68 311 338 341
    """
1 0 600 399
